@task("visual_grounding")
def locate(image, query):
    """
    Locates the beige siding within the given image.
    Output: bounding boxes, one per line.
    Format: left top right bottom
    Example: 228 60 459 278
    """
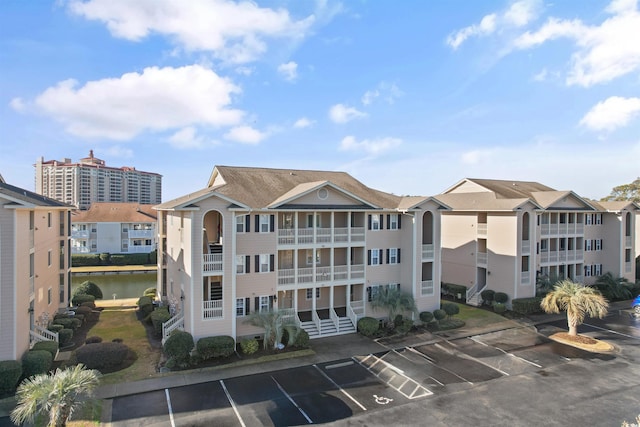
0 207 17 360
441 213 477 288
290 188 365 206
486 213 518 298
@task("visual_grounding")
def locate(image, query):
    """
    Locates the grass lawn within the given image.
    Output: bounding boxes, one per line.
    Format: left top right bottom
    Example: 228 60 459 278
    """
453 302 510 328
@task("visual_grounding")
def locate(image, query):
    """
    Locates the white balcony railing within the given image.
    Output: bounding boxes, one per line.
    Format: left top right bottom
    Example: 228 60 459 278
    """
71 230 90 238
477 223 488 235
203 300 223 319
126 245 154 253
72 247 91 254
277 264 365 286
540 223 584 236
277 226 367 245
422 244 434 260
203 254 223 274
129 230 154 238
30 325 58 347
316 266 332 282
334 265 348 280
521 240 530 255
421 280 434 296
476 251 488 265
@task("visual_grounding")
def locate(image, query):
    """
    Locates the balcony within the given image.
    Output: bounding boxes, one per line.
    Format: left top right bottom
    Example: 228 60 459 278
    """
277 227 365 246
203 254 223 274
476 251 488 266
521 240 530 255
477 223 488 236
277 264 365 286
203 300 223 319
540 223 584 236
71 230 89 239
72 247 91 254
128 229 154 239
126 245 154 253
422 244 434 260
539 249 583 264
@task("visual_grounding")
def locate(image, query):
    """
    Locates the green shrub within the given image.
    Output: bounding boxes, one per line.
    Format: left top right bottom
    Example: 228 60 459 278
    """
71 254 101 267
52 318 74 329
150 307 171 337
85 336 103 344
99 253 111 265
441 302 460 318
80 301 97 309
148 250 158 264
397 319 414 335
493 302 507 314
197 336 235 360
293 329 310 348
48 324 64 333
163 330 194 368
240 338 259 355
143 287 158 298
137 296 154 316
110 253 150 266
419 311 434 323
481 289 495 305
31 341 58 358
442 283 468 299
71 318 82 330
72 294 96 306
357 317 380 337
0 360 22 395
22 350 53 378
511 297 544 315
433 309 447 321
494 292 509 304
75 342 131 371
59 329 74 346
73 281 103 300
75 305 93 317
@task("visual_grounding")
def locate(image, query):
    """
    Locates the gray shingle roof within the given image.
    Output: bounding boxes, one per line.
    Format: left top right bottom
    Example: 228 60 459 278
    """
0 181 70 208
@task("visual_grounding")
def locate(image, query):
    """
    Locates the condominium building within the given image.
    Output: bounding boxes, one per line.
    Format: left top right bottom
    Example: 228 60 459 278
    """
155 166 446 342
434 179 638 305
71 203 157 255
35 150 162 210
0 175 72 360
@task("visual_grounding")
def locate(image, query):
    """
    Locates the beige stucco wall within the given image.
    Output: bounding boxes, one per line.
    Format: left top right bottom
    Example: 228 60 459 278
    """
441 213 477 288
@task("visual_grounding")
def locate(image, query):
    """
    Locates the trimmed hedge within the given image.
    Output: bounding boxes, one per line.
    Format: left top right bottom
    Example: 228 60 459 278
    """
75 305 94 317
48 324 64 333
494 302 507 314
72 251 157 267
293 329 310 348
73 281 103 300
22 350 53 378
59 329 74 346
144 287 158 298
52 318 74 329
0 360 22 395
86 336 103 344
197 336 235 360
442 302 460 318
511 297 544 315
137 296 154 316
163 330 194 369
150 307 171 337
433 309 447 321
419 311 434 323
494 292 509 304
481 289 495 304
75 342 130 371
357 317 379 337
442 283 468 298
31 341 58 358
72 294 96 306
110 253 150 266
80 301 97 309
240 338 259 355
71 254 101 267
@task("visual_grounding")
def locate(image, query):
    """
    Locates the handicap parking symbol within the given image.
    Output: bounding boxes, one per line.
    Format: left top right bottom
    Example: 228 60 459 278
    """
373 394 393 405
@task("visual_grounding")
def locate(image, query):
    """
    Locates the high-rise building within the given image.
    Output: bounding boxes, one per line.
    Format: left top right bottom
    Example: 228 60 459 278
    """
35 150 162 210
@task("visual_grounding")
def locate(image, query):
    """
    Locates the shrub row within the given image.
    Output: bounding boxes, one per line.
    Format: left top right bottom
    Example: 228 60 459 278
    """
22 350 53 379
197 336 235 360
164 330 194 369
512 297 544 315
150 307 171 337
0 360 22 395
72 294 96 306
31 341 58 358
442 283 468 299
75 342 131 371
137 296 154 316
72 250 157 267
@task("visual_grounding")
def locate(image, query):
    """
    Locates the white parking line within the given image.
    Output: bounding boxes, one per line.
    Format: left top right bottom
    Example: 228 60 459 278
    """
584 322 639 340
271 376 313 424
220 380 246 427
470 336 542 368
164 389 176 427
313 364 367 411
406 347 472 385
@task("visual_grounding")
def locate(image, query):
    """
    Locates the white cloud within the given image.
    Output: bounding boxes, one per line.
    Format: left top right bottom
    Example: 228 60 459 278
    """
580 96 640 131
31 64 243 140
68 0 315 64
278 61 298 81
361 82 403 105
532 68 548 82
223 125 266 144
293 117 314 128
9 97 26 112
168 126 218 149
235 66 254 76
328 104 367 123
339 135 402 155
447 0 542 49
512 1 640 86
361 90 379 106
104 145 134 158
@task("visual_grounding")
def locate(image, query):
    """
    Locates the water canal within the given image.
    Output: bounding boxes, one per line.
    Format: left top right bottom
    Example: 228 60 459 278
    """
71 272 157 300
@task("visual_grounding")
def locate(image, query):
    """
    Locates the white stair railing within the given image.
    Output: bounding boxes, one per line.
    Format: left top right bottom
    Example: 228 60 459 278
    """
30 325 59 346
330 309 340 332
162 315 184 344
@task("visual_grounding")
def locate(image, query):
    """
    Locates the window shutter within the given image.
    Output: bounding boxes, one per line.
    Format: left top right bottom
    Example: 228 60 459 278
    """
397 248 401 264
270 254 275 272
254 297 259 312
269 295 274 307
367 287 372 302
368 214 372 230
398 215 402 229
386 248 390 264
245 215 250 232
380 215 384 229
255 255 259 273
386 215 390 229
367 250 371 265
245 255 250 273
270 215 275 232
255 215 259 232
245 297 250 315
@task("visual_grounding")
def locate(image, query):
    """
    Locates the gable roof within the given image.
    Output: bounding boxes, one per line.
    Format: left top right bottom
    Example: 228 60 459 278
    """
161 165 404 210
434 192 537 211
72 203 157 222
0 180 70 209
444 178 555 199
587 199 640 212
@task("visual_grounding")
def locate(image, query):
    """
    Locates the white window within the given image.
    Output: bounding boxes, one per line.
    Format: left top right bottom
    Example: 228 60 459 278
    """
236 298 247 316
236 215 246 233
282 213 294 229
306 288 321 300
594 264 602 276
370 249 381 265
371 214 381 230
368 283 400 301
388 248 399 264
259 254 270 273
389 214 399 230
585 240 592 251
236 255 246 274
307 213 320 228
259 214 270 233
259 295 270 312
595 239 602 251
421 280 434 296
306 250 320 265
585 214 593 225
594 214 602 225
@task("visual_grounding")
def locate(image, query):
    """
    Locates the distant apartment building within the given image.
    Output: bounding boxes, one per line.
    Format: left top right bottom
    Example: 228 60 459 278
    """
0 175 72 360
71 203 157 255
434 179 638 305
35 150 162 210
155 166 447 343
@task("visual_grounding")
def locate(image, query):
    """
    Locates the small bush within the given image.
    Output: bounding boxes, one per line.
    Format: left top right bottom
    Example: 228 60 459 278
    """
72 294 96 306
59 329 74 346
481 289 495 305
442 283 468 299
75 342 130 371
0 360 22 395
73 281 103 300
393 314 403 328
143 287 158 298
99 253 111 265
22 350 53 378
493 302 507 314
442 302 460 318
512 297 544 315
357 317 379 337
293 329 310 348
494 292 509 304
197 336 235 360
137 296 154 316
396 319 414 335
52 318 74 329
433 309 447 321
240 338 259 355
48 324 64 333
150 307 171 337
71 254 101 267
80 301 97 309
163 330 194 368
31 341 58 358
71 318 82 330
419 311 434 323
85 336 103 344
75 305 93 317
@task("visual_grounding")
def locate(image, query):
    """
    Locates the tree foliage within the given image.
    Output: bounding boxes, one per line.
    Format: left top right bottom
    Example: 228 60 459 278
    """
244 309 298 350
592 272 633 301
601 177 640 203
370 287 418 328
540 280 608 336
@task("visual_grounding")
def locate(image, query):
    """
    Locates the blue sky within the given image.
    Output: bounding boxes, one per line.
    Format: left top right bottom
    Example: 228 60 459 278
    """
2 0 640 202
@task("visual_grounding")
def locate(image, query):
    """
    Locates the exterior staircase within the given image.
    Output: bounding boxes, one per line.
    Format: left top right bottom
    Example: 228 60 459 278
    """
465 284 487 307
298 308 357 338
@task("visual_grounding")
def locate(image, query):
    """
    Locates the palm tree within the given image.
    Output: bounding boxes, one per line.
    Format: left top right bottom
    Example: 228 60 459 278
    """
592 272 633 301
244 309 298 350
370 287 417 327
11 364 101 427
541 280 608 336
